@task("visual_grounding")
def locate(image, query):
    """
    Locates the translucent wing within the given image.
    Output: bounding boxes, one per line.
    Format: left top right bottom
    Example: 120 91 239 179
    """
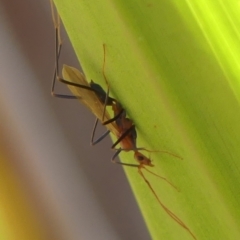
62 65 119 135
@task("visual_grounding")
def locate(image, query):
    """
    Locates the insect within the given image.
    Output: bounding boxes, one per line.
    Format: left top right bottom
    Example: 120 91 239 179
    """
50 2 197 239
59 64 196 239
58 63 197 240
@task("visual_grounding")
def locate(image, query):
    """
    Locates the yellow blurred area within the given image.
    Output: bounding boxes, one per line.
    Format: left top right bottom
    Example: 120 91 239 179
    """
0 150 53 240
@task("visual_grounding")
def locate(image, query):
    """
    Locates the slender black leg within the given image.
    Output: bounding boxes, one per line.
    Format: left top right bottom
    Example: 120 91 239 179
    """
102 108 124 125
111 148 139 167
50 5 97 99
111 125 135 149
91 118 110 145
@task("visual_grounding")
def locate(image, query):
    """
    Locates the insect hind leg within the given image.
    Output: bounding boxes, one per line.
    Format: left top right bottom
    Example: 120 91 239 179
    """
90 118 111 145
50 0 78 99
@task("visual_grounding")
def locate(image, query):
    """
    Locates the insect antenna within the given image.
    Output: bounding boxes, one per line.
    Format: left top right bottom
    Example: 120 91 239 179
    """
138 168 197 240
137 148 183 160
141 166 179 191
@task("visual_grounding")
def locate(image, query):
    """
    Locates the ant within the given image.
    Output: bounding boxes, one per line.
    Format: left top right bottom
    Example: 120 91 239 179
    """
50 2 197 239
58 53 197 240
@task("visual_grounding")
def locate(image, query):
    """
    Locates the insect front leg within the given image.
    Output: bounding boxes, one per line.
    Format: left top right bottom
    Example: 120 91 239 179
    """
111 148 140 168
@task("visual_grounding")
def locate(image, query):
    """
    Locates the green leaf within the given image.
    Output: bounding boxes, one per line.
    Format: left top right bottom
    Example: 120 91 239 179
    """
53 0 240 239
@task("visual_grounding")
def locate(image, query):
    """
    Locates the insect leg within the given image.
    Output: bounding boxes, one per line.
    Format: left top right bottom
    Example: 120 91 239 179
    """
90 109 128 146
111 125 136 149
90 118 110 145
50 1 98 99
102 108 124 125
111 148 140 167
50 1 77 99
